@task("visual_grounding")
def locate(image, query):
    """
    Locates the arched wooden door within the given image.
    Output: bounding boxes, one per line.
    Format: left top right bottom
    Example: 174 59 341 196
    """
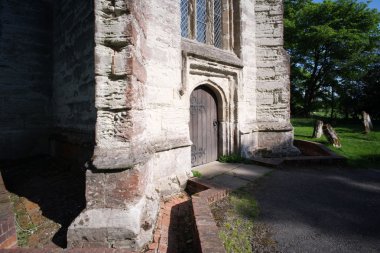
190 86 218 167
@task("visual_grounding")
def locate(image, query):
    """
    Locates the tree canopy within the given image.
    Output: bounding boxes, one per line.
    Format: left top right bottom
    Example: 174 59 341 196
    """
285 0 380 118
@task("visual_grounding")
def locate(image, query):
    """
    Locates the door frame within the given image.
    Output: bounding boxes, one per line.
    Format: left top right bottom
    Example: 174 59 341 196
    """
190 85 219 166
188 80 238 164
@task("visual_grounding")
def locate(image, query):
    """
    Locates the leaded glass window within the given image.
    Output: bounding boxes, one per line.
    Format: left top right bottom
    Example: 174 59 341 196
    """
180 0 233 50
180 0 189 38
196 0 207 43
214 0 222 48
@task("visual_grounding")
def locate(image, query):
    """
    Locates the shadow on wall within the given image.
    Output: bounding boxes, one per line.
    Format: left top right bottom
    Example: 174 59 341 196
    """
0 0 97 248
0 0 53 159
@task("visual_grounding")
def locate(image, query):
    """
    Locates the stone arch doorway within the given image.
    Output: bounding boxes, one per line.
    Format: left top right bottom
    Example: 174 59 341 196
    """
190 85 219 167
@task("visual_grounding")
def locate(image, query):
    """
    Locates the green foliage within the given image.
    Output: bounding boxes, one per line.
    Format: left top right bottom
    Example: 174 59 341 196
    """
292 117 380 168
191 170 202 178
217 187 259 253
9 194 37 247
285 0 380 117
219 218 253 253
219 154 245 163
230 190 260 220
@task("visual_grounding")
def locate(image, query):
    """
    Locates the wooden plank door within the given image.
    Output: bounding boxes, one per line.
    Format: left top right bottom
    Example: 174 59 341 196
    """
190 86 218 167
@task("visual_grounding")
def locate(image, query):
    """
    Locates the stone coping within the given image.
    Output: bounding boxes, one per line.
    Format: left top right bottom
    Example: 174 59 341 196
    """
0 173 17 249
187 178 228 253
251 140 346 167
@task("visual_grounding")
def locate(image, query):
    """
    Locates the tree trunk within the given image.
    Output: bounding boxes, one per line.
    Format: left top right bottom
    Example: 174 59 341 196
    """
362 111 373 133
323 124 341 148
312 120 324 138
303 87 314 117
330 86 334 119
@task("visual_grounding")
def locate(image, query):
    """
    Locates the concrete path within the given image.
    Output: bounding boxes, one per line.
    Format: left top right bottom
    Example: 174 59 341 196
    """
192 161 272 190
252 167 380 253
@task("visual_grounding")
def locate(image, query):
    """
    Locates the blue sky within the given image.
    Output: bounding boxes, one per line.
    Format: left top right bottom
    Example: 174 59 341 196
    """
313 0 380 10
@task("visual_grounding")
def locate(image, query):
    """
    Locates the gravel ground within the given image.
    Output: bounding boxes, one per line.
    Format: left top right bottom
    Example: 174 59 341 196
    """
251 167 380 253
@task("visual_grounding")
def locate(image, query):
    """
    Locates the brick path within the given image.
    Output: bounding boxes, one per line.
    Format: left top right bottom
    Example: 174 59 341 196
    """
147 194 195 253
0 175 16 249
0 158 85 248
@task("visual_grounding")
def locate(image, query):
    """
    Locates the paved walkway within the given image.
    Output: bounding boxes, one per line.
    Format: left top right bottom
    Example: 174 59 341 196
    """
252 167 380 253
192 161 272 190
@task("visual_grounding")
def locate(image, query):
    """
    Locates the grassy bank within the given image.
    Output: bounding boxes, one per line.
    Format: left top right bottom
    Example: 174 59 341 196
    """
291 118 380 168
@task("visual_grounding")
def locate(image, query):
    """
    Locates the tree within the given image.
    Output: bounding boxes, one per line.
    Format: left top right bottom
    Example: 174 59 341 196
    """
285 0 380 117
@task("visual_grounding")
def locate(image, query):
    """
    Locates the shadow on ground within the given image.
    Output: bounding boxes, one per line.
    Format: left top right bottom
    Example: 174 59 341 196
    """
168 200 197 253
0 157 86 248
252 167 380 252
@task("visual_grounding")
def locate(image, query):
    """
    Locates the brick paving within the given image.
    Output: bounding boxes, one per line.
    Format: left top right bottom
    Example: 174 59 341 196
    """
0 158 85 248
0 173 16 249
147 194 196 253
187 179 228 253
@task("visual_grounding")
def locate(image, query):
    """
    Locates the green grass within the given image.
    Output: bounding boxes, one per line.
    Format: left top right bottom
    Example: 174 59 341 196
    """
292 117 380 168
191 170 202 178
212 186 259 253
219 154 245 163
9 194 37 247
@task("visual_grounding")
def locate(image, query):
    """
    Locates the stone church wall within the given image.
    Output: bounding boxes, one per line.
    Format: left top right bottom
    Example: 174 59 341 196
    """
68 0 298 250
51 0 96 162
252 0 299 157
0 0 299 250
0 0 53 160
68 0 191 249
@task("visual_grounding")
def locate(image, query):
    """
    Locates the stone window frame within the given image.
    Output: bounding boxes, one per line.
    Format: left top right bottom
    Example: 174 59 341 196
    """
181 0 238 52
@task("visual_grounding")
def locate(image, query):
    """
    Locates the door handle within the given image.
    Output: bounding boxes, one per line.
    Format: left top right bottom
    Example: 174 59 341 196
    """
213 120 218 127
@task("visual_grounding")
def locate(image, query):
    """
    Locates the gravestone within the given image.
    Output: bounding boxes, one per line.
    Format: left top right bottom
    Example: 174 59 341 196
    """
323 124 341 148
362 111 373 133
312 120 324 138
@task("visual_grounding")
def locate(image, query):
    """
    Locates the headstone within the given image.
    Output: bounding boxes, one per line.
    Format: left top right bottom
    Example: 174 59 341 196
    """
362 111 373 133
323 124 341 148
312 120 324 138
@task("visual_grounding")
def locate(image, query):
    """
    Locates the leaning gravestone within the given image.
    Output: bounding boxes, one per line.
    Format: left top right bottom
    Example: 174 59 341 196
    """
323 124 341 148
362 111 373 133
312 120 324 138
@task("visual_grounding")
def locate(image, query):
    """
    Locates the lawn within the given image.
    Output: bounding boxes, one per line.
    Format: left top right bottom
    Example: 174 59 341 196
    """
291 117 380 168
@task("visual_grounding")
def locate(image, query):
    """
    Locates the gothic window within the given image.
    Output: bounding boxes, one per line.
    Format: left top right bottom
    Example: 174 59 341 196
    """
180 0 237 51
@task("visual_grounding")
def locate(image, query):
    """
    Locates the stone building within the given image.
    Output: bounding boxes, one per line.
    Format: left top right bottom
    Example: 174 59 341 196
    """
0 0 299 250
